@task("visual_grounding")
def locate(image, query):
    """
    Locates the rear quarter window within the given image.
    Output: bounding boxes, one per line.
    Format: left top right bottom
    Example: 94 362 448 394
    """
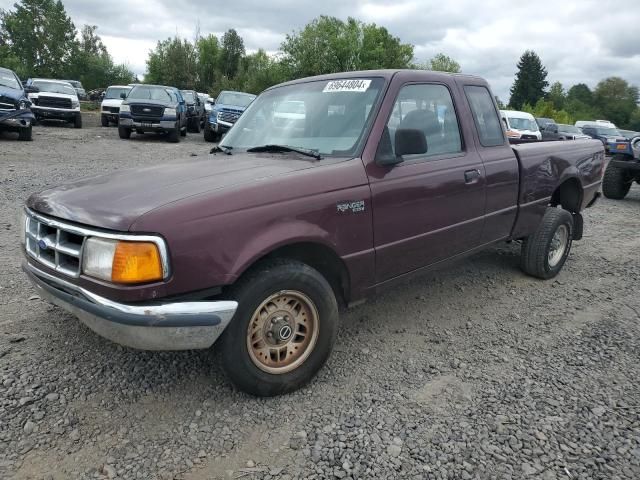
464 86 505 147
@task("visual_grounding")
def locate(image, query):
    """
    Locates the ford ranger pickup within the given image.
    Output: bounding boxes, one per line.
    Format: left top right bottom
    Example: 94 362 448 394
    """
22 70 604 396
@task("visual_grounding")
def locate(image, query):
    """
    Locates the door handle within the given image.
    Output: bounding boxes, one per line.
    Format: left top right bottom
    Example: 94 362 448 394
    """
464 169 481 184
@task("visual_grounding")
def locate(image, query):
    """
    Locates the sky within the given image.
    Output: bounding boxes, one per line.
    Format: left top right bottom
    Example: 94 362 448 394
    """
1 0 639 101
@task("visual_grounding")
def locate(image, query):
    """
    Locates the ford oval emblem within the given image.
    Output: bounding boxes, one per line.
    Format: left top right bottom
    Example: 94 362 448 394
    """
143 108 151 112
38 239 47 250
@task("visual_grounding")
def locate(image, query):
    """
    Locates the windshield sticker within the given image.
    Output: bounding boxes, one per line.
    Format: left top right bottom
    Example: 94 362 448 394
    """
323 79 371 93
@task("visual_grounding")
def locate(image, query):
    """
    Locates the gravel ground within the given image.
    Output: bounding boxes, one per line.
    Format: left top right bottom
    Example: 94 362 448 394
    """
1 120 640 480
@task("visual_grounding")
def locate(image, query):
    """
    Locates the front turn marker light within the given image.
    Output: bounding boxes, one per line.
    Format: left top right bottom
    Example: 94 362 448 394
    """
111 241 163 284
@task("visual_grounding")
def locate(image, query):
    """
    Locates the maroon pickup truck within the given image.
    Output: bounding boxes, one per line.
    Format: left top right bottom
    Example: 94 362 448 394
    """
21 70 604 396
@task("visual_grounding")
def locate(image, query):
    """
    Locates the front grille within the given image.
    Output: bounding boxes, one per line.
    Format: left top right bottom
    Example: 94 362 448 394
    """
0 95 16 111
25 211 85 278
37 96 72 109
130 104 164 117
521 134 538 140
217 110 242 124
103 106 120 114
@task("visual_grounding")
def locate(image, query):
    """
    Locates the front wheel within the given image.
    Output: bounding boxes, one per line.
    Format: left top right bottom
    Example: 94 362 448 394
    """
18 125 32 141
118 126 131 139
167 127 180 143
521 207 573 279
219 259 339 397
602 161 632 199
101 115 109 127
74 114 82 129
204 126 217 142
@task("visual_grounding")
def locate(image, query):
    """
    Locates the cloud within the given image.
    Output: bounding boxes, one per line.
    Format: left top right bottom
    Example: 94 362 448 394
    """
1 0 638 101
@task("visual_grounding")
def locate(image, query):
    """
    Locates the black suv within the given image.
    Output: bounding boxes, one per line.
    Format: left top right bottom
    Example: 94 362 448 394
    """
180 90 205 133
118 85 188 142
0 67 35 141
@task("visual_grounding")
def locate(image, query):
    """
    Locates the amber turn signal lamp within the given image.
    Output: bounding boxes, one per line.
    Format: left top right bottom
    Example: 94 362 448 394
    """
111 241 163 284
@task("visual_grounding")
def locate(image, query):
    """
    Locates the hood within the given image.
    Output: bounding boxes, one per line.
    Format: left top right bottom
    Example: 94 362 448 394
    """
124 98 175 107
27 152 321 231
213 103 246 113
29 91 76 100
101 98 123 108
0 84 25 103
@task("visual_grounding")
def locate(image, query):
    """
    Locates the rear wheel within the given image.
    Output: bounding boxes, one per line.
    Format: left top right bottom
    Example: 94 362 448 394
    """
118 126 131 139
18 125 32 141
602 160 632 199
74 114 82 129
521 207 573 279
101 115 109 127
219 259 338 397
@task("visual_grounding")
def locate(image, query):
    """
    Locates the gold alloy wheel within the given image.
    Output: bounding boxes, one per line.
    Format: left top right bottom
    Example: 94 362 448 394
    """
246 290 320 374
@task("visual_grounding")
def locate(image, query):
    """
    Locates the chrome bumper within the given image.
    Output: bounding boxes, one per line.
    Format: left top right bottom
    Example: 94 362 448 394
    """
119 118 176 129
23 261 237 351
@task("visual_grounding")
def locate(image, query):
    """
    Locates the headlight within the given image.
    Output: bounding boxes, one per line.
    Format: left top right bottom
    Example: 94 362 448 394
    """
120 104 130 113
19 100 28 110
18 210 27 245
83 237 164 284
164 107 176 116
71 100 80 108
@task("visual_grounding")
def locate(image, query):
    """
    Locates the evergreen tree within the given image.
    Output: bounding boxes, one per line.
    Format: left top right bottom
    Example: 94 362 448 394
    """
509 50 548 109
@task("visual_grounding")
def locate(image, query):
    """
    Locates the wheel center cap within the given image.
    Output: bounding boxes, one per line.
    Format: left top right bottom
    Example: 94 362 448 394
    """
278 325 293 341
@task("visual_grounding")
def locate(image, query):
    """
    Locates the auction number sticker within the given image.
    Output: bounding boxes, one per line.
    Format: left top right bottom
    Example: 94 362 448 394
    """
323 79 371 93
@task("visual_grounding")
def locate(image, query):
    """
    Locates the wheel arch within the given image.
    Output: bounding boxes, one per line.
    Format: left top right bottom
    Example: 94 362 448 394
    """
232 241 351 308
551 177 583 213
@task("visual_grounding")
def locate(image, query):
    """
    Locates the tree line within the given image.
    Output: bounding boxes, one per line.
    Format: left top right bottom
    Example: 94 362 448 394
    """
0 0 136 90
508 50 640 130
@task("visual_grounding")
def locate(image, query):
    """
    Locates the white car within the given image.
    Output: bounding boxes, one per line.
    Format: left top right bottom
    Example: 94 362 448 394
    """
101 85 132 126
27 78 82 128
500 110 541 140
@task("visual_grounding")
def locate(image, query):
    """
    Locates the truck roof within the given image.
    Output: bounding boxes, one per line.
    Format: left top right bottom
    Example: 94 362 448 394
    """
271 69 486 90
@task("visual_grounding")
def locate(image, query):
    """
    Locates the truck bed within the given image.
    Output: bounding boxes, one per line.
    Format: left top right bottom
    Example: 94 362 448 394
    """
510 139 605 239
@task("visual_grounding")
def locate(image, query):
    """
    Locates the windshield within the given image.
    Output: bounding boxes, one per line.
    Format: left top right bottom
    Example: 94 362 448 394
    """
217 92 256 107
220 77 385 157
558 124 581 134
595 127 621 136
33 81 76 95
0 69 20 89
128 86 173 102
182 91 195 102
104 87 131 99
66 80 82 89
508 117 539 131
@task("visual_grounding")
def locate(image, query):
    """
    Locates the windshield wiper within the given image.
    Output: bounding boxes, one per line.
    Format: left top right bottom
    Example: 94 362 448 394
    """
246 144 322 160
210 145 233 155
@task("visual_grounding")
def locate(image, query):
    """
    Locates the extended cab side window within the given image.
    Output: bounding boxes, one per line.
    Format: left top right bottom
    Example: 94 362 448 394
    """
384 84 462 159
464 86 505 147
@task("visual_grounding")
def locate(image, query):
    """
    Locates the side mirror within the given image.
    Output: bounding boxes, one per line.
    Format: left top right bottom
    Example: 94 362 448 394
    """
24 85 39 94
120 92 127 99
395 128 428 157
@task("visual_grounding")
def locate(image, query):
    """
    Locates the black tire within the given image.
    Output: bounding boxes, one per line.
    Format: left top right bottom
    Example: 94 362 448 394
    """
602 161 632 199
521 207 574 280
203 127 217 142
180 125 187 137
74 114 82 129
118 126 131 139
167 127 180 143
219 259 339 397
136 129 144 135
101 115 109 127
18 125 32 141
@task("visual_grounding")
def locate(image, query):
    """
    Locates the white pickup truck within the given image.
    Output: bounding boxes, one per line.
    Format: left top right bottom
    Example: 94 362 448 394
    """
26 78 82 129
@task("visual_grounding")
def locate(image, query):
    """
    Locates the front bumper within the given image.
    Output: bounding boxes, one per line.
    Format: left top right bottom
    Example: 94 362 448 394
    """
206 118 232 134
33 106 80 120
0 109 34 129
24 261 238 351
119 117 177 131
